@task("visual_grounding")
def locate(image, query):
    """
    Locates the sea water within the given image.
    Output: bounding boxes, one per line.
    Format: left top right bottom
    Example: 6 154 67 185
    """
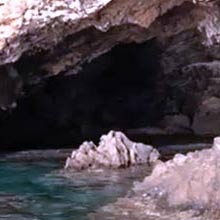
0 152 149 220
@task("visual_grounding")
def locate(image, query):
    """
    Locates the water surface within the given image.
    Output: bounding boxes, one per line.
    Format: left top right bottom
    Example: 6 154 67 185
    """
0 151 149 220
0 140 212 220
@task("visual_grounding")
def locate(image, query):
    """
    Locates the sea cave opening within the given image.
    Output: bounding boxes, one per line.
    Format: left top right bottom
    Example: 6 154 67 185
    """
0 38 210 151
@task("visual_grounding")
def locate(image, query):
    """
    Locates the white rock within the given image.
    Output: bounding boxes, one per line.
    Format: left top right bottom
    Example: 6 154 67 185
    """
64 131 160 170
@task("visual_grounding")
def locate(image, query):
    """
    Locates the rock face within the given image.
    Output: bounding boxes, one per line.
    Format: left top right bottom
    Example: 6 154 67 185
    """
171 61 220 135
0 0 218 75
0 0 188 66
134 137 220 209
65 131 159 170
1 0 220 146
90 140 220 220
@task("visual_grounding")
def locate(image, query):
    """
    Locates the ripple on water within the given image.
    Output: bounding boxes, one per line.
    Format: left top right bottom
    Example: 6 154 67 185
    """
0 152 150 220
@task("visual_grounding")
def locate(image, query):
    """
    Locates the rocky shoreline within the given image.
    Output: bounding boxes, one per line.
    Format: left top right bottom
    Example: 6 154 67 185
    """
64 131 220 219
0 130 218 219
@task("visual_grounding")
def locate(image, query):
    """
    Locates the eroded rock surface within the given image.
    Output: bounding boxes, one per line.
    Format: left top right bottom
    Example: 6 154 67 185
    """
0 0 189 66
65 131 159 170
1 0 220 146
134 137 220 209
0 0 218 76
90 138 220 220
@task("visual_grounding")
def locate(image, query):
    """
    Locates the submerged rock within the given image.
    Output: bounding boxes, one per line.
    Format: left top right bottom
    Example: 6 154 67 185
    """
65 131 159 170
134 137 220 209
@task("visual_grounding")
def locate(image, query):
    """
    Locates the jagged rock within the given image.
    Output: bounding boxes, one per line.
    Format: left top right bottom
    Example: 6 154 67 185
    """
65 131 159 170
164 60 220 135
0 0 218 75
134 137 220 209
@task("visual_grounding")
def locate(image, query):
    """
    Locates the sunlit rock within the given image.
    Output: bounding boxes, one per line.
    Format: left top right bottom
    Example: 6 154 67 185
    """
65 131 160 170
0 0 188 66
134 137 220 209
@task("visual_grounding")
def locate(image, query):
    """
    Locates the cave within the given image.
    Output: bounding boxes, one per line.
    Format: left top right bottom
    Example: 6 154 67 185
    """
0 28 216 151
0 1 217 151
0 1 219 152
0 39 169 150
3 1 220 219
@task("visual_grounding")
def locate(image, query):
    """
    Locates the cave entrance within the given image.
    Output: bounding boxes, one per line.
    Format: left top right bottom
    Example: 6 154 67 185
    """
0 39 164 150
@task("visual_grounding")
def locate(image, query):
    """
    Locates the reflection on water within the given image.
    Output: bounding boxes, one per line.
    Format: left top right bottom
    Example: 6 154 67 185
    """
0 154 150 220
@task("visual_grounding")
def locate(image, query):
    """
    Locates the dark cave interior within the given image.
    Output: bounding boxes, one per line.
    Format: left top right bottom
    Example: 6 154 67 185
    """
0 39 166 150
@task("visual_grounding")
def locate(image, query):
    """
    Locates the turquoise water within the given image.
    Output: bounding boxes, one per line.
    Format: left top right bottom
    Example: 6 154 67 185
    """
0 153 149 220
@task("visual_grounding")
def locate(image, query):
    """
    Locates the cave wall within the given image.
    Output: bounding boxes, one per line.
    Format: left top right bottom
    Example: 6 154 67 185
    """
0 0 188 65
0 0 220 148
0 40 164 148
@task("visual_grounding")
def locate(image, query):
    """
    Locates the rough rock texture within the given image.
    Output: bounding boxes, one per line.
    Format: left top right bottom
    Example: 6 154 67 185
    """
90 137 220 220
169 61 220 135
1 0 220 145
134 137 220 209
0 0 217 75
65 131 159 170
0 0 189 66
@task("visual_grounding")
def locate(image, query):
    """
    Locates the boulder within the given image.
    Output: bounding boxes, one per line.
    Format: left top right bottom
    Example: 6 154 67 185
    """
65 131 159 170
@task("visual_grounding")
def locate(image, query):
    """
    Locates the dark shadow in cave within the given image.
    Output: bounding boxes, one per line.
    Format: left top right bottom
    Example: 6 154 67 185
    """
0 39 164 150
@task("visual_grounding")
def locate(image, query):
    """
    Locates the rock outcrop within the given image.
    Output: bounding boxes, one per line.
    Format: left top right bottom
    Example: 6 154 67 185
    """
0 0 218 76
91 137 220 220
65 131 159 170
134 137 220 209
